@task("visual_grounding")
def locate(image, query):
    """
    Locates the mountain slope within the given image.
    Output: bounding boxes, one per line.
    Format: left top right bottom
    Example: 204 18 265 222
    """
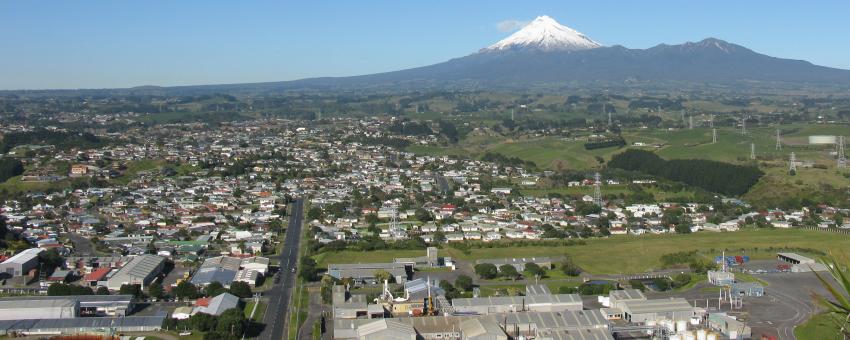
279 37 850 90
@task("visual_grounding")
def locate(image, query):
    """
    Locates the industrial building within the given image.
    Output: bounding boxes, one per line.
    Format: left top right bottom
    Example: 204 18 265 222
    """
708 313 752 339
327 262 410 285
503 310 610 337
0 248 44 277
106 254 166 290
777 252 828 272
393 247 442 268
475 257 554 272
0 298 78 320
332 311 610 340
0 295 134 317
619 298 697 324
0 316 165 335
451 294 582 315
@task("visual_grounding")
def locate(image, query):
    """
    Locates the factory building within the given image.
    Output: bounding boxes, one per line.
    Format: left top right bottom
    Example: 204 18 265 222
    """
327 262 410 285
0 316 165 335
106 254 166 290
451 294 582 315
0 248 44 277
0 298 78 320
708 313 752 339
475 257 554 272
620 298 697 324
777 252 828 272
333 311 610 340
0 295 134 317
503 310 610 337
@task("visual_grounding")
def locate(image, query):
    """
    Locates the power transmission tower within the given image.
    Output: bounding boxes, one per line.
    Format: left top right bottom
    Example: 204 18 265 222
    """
511 108 515 121
712 128 717 144
681 110 686 125
607 108 612 126
838 136 847 168
789 152 797 174
593 172 603 207
689 115 693 130
750 143 756 160
741 116 746 135
709 115 714 128
776 129 782 150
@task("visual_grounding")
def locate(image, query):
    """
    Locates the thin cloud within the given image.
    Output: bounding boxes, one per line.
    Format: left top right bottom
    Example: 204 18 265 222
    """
496 19 530 32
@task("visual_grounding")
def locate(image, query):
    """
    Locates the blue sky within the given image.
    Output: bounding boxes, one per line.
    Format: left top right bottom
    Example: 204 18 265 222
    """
3 1 850 90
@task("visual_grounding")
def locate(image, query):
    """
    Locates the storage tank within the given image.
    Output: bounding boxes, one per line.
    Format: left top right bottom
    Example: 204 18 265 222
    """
707 333 717 340
697 329 707 340
669 335 681 340
677 320 688 332
809 135 837 145
646 320 657 335
663 320 675 332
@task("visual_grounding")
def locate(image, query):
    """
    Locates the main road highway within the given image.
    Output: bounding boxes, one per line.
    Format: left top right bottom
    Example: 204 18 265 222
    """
261 198 305 340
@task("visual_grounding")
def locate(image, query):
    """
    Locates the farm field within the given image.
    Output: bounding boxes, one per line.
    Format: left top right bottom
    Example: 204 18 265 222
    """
405 122 850 207
313 228 847 275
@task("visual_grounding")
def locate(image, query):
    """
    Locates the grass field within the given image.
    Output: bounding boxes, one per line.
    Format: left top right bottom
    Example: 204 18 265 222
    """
404 122 850 207
0 175 76 193
244 300 267 322
314 229 845 275
795 313 844 340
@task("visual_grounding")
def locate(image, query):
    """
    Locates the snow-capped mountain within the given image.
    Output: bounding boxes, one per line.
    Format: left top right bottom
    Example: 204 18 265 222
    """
118 15 850 93
482 15 601 52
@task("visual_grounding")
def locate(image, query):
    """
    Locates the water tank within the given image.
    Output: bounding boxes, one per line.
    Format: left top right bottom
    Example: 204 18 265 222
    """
676 320 688 332
697 329 708 340
663 320 675 332
809 135 837 144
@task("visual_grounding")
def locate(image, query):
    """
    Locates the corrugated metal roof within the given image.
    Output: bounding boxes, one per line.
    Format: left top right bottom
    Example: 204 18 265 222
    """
621 298 693 315
504 310 608 330
452 294 581 307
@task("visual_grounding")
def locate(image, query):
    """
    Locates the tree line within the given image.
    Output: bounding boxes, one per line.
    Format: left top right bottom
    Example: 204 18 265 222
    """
608 149 763 196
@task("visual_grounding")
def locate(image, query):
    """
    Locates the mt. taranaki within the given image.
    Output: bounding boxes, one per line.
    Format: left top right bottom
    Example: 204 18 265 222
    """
218 15 850 91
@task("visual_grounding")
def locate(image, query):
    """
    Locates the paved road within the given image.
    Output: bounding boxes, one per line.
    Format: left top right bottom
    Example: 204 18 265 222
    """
67 232 97 256
436 176 451 194
261 198 305 340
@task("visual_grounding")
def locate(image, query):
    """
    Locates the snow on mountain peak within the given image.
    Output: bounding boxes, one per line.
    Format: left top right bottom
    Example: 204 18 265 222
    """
482 15 601 53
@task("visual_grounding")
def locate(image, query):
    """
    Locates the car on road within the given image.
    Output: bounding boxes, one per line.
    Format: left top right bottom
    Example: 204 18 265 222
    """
291 266 296 273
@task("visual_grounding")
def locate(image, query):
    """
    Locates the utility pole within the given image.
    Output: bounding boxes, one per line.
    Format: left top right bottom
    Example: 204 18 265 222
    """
689 115 693 130
750 143 756 160
741 115 746 135
838 136 847 168
712 128 717 144
593 172 603 207
776 129 782 150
